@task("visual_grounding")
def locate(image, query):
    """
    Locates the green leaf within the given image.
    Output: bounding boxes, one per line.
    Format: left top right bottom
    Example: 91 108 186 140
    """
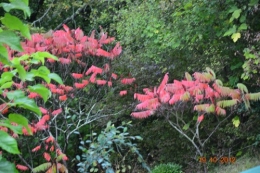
249 0 258 6
0 81 13 89
14 97 41 115
232 116 240 127
231 33 241 42
184 2 192 10
183 123 190 130
0 45 9 64
0 72 14 85
236 151 242 157
0 130 20 154
28 84 51 103
0 159 19 173
32 52 58 65
238 23 247 31
21 0 29 6
9 113 31 135
0 120 23 135
0 0 31 17
1 13 30 39
15 64 26 81
237 83 248 93
224 25 236 36
48 73 63 84
31 66 51 83
25 72 35 81
32 162 52 173
6 90 25 100
232 9 242 19
0 31 22 52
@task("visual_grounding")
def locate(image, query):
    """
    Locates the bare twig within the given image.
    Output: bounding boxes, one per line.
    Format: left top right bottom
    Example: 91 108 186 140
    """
54 3 88 31
31 0 54 27
18 154 33 171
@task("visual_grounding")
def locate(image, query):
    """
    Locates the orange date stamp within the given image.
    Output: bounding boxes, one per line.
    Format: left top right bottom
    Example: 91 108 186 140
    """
199 156 236 164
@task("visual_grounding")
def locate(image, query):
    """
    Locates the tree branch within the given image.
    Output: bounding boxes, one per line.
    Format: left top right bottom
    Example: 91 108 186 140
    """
54 3 88 31
31 0 53 26
167 119 202 156
202 111 234 147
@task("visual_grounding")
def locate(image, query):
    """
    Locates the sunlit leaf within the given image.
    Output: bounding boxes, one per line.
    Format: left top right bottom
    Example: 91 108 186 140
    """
9 113 32 135
232 116 240 127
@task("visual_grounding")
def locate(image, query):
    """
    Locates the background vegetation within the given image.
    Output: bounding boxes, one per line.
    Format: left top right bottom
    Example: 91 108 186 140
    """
0 0 260 172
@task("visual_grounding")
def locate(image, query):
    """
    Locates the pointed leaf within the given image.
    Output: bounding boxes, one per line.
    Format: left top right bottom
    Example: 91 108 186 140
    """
0 130 20 154
14 97 41 115
9 113 31 135
183 123 190 130
0 159 19 173
238 23 247 31
32 52 58 65
48 73 63 84
28 84 51 103
0 120 23 134
32 162 52 173
232 9 242 19
15 64 26 81
0 0 31 17
0 31 22 51
0 81 13 89
7 90 25 100
0 45 9 64
224 25 236 36
1 13 30 39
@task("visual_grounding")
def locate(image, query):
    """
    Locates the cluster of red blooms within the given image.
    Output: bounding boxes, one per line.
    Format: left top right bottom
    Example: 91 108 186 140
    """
0 25 135 171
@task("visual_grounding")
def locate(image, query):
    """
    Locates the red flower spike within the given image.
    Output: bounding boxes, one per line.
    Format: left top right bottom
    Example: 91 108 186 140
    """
131 110 154 119
121 78 136 85
16 165 28 171
52 108 62 116
28 92 39 99
59 58 71 64
109 42 122 59
43 152 51 161
75 83 86 89
111 73 118 80
62 155 69 161
120 90 127 96
46 136 54 143
32 145 41 152
108 81 112 87
71 73 83 79
96 80 107 86
64 86 73 92
59 95 67 101
197 115 204 123
50 145 55 152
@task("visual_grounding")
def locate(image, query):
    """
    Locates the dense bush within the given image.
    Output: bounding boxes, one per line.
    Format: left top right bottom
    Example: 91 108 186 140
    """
152 163 182 173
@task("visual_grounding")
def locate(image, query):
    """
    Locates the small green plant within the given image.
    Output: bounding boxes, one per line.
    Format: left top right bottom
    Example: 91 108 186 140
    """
77 121 150 173
152 163 183 173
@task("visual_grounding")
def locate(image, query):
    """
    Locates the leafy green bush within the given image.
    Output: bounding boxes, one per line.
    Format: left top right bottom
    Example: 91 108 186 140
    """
152 163 182 173
77 121 150 173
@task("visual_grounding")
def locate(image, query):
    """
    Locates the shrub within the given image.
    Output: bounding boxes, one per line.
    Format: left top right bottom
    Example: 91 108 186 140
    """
152 163 182 173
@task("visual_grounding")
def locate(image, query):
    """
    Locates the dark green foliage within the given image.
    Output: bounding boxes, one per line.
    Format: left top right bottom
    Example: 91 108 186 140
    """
77 121 150 173
152 163 182 173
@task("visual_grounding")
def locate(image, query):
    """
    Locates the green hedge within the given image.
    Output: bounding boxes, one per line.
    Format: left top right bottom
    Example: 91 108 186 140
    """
152 163 183 173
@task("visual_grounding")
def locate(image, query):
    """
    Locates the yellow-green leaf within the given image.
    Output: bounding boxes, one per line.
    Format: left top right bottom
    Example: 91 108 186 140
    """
232 116 240 127
231 33 241 42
